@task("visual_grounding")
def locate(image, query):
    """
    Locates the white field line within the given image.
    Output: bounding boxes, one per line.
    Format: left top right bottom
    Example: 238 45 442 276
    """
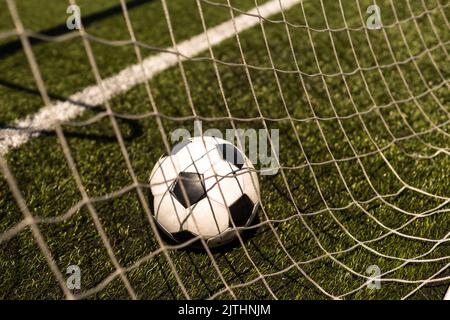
0 0 301 156
445 285 450 300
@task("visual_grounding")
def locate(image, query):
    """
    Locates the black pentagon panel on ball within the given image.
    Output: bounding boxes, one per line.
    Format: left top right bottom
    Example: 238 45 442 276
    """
171 139 191 155
171 230 196 243
217 143 244 169
228 194 254 227
148 187 155 216
171 172 207 208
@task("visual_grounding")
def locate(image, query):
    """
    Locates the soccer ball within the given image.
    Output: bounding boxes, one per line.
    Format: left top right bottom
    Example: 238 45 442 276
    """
148 136 260 248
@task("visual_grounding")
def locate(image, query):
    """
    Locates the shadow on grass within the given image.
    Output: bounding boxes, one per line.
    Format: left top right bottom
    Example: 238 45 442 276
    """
0 0 155 59
0 78 144 142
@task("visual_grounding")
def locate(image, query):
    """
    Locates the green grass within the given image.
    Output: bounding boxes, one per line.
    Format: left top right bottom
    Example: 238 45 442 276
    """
0 0 449 299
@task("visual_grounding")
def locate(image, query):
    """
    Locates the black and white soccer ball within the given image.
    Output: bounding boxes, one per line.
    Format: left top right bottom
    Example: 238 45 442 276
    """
148 136 260 248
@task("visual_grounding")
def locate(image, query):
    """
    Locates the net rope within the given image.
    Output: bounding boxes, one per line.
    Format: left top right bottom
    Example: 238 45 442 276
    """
0 0 449 299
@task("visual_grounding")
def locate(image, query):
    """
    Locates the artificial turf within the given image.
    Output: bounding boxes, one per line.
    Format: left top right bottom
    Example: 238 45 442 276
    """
0 0 449 299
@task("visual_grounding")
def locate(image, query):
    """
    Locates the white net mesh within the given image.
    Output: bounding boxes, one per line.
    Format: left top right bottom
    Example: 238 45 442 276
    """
0 0 449 299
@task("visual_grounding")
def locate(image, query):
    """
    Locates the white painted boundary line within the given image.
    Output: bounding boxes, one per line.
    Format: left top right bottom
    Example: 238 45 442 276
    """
445 285 450 300
0 0 300 156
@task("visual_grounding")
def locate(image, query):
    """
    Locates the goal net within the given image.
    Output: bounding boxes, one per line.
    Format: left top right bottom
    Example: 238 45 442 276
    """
0 0 449 299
